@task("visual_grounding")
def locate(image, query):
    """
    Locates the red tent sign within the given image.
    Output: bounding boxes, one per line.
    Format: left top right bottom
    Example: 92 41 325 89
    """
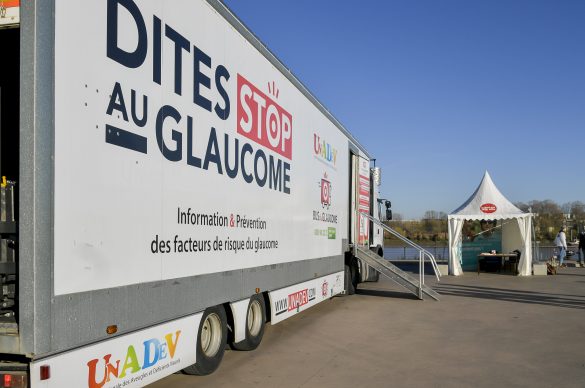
480 203 497 214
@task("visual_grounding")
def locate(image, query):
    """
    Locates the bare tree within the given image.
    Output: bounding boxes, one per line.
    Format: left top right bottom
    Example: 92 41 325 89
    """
569 201 585 218
514 202 529 212
528 199 562 215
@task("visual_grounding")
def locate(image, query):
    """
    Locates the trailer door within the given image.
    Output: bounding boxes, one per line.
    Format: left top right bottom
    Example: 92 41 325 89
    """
349 153 370 247
349 153 357 245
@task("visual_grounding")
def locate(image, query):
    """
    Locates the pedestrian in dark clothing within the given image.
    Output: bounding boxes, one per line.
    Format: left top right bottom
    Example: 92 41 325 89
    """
578 230 585 268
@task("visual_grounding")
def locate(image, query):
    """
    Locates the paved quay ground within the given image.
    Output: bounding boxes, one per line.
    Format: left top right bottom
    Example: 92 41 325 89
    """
150 264 585 388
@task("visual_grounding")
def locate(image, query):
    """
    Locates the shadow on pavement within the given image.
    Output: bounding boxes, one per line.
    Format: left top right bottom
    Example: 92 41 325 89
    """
553 272 585 277
434 283 585 310
356 288 419 300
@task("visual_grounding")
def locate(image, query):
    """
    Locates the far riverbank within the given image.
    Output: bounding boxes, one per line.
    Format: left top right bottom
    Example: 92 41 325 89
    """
383 240 577 262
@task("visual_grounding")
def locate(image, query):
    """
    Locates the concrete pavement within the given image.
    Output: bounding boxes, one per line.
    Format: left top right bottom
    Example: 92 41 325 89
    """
149 265 585 387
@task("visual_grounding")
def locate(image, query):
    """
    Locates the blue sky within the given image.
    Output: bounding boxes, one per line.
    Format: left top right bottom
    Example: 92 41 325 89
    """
223 0 585 219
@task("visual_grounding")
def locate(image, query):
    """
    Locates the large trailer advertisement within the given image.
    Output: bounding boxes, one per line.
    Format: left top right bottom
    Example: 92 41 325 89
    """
53 0 351 295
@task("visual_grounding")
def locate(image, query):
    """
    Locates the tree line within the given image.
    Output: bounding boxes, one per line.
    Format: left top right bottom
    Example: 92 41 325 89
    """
515 200 584 241
387 200 585 243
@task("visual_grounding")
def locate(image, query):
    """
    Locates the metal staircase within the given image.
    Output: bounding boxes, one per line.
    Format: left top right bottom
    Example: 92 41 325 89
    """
357 212 441 300
355 246 440 300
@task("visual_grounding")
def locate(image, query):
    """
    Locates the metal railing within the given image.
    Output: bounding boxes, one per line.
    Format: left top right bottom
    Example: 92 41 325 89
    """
388 245 448 261
358 212 442 287
534 243 581 262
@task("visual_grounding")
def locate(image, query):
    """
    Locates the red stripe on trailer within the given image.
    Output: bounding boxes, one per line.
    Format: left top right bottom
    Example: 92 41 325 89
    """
2 1 20 8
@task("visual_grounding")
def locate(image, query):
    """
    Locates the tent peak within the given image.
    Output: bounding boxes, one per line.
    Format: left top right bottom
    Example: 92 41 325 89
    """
450 172 525 217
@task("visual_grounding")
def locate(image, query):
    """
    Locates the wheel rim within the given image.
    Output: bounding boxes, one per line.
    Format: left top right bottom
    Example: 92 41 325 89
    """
247 300 263 337
201 313 222 357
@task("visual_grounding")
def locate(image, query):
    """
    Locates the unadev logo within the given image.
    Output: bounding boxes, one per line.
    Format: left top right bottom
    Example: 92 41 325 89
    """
480 203 497 214
287 288 316 312
313 134 337 167
274 288 316 316
86 331 181 388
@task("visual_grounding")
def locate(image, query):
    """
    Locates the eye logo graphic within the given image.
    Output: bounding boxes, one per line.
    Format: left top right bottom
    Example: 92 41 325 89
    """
320 172 331 209
321 280 329 297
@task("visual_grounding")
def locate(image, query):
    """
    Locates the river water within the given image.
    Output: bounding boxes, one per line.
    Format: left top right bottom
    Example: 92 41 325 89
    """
383 244 580 262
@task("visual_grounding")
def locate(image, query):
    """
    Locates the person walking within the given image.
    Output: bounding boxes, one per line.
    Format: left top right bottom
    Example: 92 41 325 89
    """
578 229 585 268
554 227 568 268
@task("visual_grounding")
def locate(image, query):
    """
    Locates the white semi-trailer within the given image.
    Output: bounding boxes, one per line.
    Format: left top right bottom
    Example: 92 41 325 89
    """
0 1 440 386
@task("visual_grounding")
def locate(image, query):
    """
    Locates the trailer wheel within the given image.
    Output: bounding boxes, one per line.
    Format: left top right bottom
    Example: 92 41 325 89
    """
232 294 266 351
345 264 356 295
183 305 227 376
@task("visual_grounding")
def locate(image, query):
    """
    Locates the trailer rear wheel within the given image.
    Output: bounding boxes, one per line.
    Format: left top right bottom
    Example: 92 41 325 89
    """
232 294 266 351
183 305 227 376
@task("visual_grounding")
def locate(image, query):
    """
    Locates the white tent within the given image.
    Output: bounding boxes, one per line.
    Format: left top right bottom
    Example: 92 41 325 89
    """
448 171 533 276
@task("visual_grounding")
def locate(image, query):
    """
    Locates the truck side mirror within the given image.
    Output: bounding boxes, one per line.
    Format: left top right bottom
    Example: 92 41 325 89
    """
386 209 392 221
385 200 391 209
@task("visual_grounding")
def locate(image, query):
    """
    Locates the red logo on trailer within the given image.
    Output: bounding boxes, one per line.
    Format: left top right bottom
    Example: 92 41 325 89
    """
0 0 19 22
480 203 497 213
1 1 19 8
287 289 309 311
320 172 331 208
237 75 293 159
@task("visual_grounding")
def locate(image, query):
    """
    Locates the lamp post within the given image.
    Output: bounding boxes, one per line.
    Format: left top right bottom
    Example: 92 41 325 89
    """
564 213 574 241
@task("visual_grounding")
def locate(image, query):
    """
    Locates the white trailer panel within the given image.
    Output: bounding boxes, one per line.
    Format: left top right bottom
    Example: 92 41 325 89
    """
54 0 352 295
269 270 344 325
30 313 202 387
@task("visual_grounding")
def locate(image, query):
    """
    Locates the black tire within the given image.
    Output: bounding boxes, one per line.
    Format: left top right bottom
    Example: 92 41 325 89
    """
182 305 227 376
232 294 266 351
345 264 356 295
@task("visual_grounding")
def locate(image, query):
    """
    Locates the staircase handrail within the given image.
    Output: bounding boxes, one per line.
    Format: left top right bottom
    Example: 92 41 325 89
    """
359 212 441 282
